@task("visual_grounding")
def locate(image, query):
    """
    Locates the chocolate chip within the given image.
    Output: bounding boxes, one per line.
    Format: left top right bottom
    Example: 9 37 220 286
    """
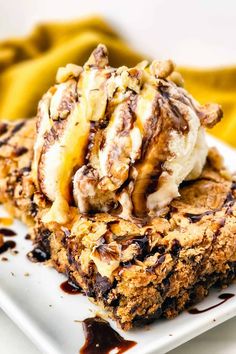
223 192 234 207
19 166 31 175
30 202 38 217
14 146 28 157
0 123 8 136
146 254 166 273
152 245 166 255
185 210 214 223
27 245 50 263
231 182 236 190
132 307 162 327
171 239 181 256
94 274 113 296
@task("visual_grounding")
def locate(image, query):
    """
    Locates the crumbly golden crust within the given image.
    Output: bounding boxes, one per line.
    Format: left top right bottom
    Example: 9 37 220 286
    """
39 152 236 329
0 118 47 226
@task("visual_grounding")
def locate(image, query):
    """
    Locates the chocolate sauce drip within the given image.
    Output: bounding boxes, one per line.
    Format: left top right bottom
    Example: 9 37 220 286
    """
30 202 38 217
0 240 16 254
25 234 31 240
85 121 96 163
123 234 149 262
214 218 226 239
188 293 234 314
27 246 50 263
231 182 236 190
14 146 28 157
20 166 31 175
0 121 25 147
0 123 8 135
60 279 82 294
186 184 236 223
158 83 189 133
0 228 16 237
80 316 136 354
223 192 234 207
147 254 166 273
12 121 25 134
224 185 236 214
0 138 8 148
185 210 214 223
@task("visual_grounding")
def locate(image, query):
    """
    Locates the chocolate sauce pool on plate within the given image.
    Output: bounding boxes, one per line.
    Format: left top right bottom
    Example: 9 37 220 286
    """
0 240 16 254
80 316 136 354
0 228 16 237
188 293 234 314
60 280 82 294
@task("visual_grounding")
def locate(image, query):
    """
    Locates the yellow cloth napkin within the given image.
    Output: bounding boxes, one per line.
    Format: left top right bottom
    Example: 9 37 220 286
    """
179 66 236 147
0 16 235 147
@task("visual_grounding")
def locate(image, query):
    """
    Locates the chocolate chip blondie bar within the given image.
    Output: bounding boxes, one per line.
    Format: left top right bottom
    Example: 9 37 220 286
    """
1 118 236 330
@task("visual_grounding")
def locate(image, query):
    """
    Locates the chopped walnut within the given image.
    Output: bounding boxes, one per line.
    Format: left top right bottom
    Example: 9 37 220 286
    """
91 241 121 279
56 64 83 83
198 103 223 128
168 71 184 87
121 243 140 263
85 44 109 68
149 59 175 79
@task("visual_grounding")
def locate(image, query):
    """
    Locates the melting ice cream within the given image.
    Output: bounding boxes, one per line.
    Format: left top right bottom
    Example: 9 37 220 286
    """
33 44 222 223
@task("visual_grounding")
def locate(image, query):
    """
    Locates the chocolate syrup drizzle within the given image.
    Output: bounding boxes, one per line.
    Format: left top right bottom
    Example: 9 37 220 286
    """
80 316 136 354
60 279 82 294
188 293 234 314
0 241 16 254
185 210 214 223
0 122 8 135
185 182 236 223
14 146 28 157
27 246 50 263
0 228 17 237
0 121 25 148
25 234 31 240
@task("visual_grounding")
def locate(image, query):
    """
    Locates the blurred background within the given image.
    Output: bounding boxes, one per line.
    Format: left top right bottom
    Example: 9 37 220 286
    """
0 0 236 146
1 0 236 67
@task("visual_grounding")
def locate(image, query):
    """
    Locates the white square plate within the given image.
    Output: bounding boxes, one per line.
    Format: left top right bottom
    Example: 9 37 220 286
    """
0 134 236 354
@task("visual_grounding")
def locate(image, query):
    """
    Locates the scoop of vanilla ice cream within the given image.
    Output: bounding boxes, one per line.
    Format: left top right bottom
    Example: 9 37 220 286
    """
146 120 208 212
33 44 222 223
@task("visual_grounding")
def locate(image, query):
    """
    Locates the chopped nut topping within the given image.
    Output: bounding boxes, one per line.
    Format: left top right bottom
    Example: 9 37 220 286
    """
56 64 83 83
91 241 121 279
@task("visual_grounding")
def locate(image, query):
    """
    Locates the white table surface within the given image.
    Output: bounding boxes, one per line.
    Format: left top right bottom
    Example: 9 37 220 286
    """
0 0 236 353
1 308 236 354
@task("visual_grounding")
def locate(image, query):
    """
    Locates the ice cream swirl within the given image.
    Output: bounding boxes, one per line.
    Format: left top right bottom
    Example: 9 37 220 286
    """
33 44 222 224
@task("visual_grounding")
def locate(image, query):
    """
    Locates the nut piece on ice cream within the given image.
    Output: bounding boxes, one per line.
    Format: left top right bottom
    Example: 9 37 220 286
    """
33 44 222 224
